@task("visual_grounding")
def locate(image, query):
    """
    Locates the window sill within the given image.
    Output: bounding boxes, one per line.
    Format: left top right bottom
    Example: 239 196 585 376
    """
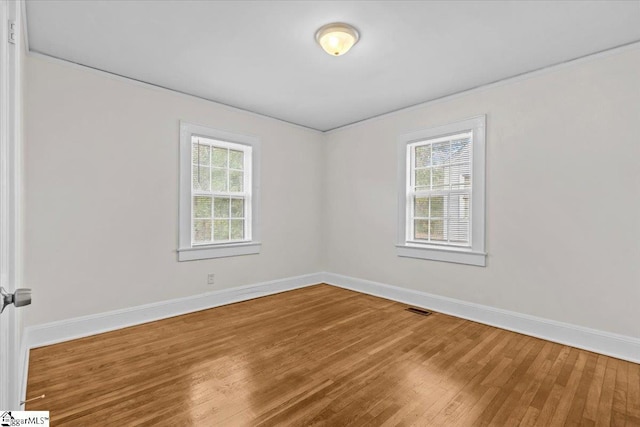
396 244 486 267
178 242 261 261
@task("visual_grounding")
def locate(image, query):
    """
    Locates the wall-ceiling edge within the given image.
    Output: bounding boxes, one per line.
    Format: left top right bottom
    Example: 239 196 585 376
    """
324 39 640 134
29 50 326 134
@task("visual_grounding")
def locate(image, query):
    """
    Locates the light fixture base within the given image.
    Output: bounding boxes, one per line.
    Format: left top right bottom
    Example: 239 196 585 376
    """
315 22 360 57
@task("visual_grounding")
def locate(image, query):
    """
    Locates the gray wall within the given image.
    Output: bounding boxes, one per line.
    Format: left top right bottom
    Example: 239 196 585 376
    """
24 55 325 325
324 47 640 338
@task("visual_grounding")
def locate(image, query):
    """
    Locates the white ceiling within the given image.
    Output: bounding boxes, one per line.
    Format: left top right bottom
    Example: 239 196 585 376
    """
25 1 640 131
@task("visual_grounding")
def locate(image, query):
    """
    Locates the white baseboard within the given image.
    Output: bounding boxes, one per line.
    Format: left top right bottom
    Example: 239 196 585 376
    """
23 273 323 350
322 272 640 364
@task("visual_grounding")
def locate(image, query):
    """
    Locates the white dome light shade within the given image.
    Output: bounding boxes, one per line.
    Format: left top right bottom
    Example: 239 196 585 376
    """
315 23 360 56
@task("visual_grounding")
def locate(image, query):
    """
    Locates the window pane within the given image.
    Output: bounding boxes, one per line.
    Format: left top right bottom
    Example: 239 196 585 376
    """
212 147 227 168
230 219 244 240
415 168 430 189
192 166 210 191
191 142 198 163
463 174 471 188
461 196 470 219
193 219 212 243
451 138 470 162
213 219 229 241
229 170 244 192
414 197 429 218
193 196 212 218
430 219 446 241
192 143 210 165
449 220 469 244
431 141 450 165
431 166 448 190
449 194 470 219
230 198 244 218
229 150 244 170
415 145 431 168
414 219 429 240
430 196 446 218
213 197 230 218
450 163 471 189
212 168 227 192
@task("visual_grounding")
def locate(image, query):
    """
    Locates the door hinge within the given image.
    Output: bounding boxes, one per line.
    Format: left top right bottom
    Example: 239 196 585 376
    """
8 19 16 44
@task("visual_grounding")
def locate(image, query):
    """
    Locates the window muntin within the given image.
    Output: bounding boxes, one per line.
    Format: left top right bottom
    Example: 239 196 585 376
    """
191 137 252 246
407 132 472 247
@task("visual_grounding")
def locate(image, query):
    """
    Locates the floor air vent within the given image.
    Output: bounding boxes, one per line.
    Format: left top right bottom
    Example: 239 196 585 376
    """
406 307 432 316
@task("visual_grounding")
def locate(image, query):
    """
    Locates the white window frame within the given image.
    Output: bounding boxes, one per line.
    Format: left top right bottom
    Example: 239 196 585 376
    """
178 122 261 261
396 116 486 266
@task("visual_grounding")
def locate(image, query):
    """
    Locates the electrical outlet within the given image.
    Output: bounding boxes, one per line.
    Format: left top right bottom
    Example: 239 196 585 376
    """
207 273 215 285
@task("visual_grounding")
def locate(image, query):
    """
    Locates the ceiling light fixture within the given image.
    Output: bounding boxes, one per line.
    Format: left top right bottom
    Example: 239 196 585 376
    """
315 23 360 57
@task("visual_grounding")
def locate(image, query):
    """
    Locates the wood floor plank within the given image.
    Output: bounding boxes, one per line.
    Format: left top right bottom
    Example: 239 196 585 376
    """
596 357 619 427
611 359 629 427
627 362 640 424
582 354 609 424
25 284 639 426
548 350 587 425
564 351 598 425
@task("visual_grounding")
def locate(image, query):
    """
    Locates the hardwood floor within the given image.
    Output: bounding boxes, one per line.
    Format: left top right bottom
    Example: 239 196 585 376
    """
26 284 639 426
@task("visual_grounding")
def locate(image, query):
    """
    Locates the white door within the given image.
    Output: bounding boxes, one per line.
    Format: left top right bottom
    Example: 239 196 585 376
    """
0 0 23 410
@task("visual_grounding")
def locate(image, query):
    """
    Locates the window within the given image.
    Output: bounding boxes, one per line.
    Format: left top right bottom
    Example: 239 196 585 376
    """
397 116 486 266
178 123 261 261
